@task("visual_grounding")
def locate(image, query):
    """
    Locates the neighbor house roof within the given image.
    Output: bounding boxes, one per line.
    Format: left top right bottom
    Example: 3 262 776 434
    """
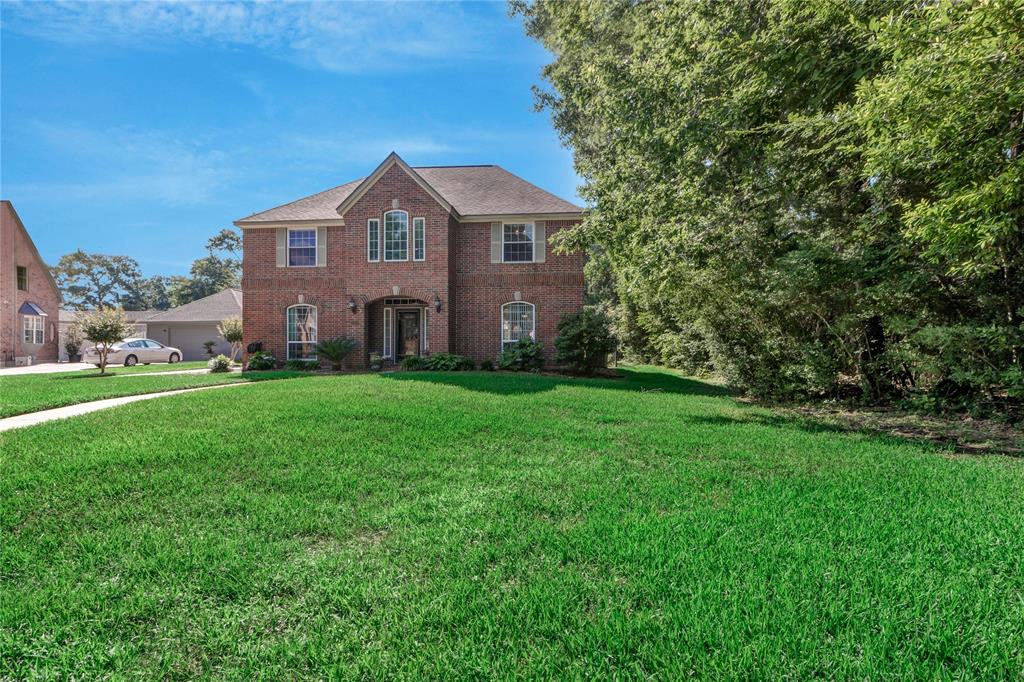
235 153 582 225
143 289 242 323
59 309 158 324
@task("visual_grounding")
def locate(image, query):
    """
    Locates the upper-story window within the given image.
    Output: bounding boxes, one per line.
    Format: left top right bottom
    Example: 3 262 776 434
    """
16 266 27 291
384 210 408 261
23 315 43 344
503 223 534 262
413 217 425 261
367 219 380 262
288 229 317 267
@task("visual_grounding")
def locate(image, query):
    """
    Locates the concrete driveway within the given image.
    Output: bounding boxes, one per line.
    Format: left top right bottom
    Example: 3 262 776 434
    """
0 362 93 376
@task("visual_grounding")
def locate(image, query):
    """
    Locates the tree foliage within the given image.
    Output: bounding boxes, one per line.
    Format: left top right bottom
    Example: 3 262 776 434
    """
51 228 242 311
513 0 1023 413
78 308 135 375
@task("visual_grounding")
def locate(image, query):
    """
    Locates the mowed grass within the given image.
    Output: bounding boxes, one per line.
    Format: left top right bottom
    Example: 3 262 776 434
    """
1 367 1022 678
0 368 301 418
87 360 210 374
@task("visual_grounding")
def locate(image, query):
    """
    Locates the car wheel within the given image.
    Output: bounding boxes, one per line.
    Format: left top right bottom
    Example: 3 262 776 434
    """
169 353 180 363
124 355 138 367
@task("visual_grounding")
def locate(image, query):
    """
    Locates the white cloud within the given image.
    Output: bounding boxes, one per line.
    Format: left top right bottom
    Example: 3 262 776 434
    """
1 0 489 73
7 123 234 206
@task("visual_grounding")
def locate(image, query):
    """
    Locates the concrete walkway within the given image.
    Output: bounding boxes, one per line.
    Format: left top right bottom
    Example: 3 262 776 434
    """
0 382 252 433
0 362 92 376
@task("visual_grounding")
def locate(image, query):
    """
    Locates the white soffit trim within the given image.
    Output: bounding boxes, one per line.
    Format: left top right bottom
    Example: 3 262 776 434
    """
457 212 583 223
235 220 345 229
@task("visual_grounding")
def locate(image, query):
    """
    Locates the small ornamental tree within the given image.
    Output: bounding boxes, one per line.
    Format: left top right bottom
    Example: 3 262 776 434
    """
554 309 615 376
78 308 134 375
218 316 244 364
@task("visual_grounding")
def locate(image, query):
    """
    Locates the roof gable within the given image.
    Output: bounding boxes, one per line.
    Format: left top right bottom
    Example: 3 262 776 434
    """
2 201 62 299
335 152 453 218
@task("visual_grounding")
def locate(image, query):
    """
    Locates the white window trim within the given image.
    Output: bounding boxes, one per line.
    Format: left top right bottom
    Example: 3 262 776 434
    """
413 217 426 261
500 301 536 353
286 304 317 361
367 218 380 262
383 308 393 358
383 209 409 262
501 222 535 263
287 227 318 268
23 314 44 345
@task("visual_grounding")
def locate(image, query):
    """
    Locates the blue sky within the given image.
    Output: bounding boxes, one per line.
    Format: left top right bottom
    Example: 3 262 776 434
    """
0 0 579 276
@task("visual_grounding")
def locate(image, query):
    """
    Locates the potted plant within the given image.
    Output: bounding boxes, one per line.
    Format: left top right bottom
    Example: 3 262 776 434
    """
64 324 84 362
368 352 383 371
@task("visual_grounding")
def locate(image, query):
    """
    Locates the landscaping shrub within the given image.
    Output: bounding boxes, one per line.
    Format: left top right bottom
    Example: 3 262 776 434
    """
554 308 615 375
207 355 232 373
423 353 475 371
246 352 277 371
316 337 358 371
401 355 427 371
499 339 544 372
480 359 495 371
286 359 320 371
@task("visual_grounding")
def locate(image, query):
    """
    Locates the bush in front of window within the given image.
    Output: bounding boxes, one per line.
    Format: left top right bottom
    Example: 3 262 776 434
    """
207 354 232 373
554 308 616 376
499 339 544 372
423 353 475 371
400 355 427 371
286 359 321 371
246 351 278 371
316 336 358 371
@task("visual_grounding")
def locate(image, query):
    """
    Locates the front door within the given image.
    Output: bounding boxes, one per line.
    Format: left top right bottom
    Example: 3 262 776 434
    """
397 310 420 357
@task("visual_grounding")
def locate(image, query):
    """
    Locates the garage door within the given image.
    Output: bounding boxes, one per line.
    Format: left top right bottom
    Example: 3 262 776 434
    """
148 324 232 361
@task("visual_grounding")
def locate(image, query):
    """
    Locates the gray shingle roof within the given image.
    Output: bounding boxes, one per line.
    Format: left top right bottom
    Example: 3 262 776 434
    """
143 289 242 323
236 163 581 224
59 309 159 323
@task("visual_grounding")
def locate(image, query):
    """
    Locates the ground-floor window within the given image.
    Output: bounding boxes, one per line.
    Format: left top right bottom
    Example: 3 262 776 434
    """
22 315 44 344
287 304 317 360
501 302 535 351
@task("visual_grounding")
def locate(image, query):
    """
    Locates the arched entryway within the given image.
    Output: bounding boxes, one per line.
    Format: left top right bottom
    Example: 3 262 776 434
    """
364 296 431 367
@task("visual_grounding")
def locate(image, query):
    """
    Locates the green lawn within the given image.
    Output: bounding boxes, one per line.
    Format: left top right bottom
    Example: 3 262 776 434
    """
0 368 299 418
2 367 1022 678
83 360 210 374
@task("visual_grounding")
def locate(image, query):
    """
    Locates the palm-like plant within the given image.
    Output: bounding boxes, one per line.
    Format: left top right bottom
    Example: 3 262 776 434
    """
316 336 358 371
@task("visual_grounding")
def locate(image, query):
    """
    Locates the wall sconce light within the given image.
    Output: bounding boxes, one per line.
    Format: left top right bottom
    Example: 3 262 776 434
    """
348 297 357 313
433 294 442 313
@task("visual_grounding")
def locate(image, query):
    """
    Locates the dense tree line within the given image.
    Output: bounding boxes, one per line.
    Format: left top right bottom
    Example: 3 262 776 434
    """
52 229 241 311
514 0 1023 414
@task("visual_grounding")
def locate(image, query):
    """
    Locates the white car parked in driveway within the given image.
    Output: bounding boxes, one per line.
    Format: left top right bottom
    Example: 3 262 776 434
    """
84 338 183 367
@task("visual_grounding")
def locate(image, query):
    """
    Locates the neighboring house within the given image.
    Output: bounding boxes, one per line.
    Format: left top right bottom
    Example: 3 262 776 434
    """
58 309 154 361
0 200 61 366
235 152 585 368
143 288 242 360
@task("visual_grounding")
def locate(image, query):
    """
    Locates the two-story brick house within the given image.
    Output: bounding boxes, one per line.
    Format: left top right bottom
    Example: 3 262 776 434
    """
236 153 585 368
1 200 61 366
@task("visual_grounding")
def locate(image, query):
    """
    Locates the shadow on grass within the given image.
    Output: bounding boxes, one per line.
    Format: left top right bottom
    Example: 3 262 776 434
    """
382 366 735 397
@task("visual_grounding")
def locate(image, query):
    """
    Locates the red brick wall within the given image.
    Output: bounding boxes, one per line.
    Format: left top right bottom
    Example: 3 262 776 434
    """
452 219 585 364
242 164 451 368
1 202 61 364
241 163 585 369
